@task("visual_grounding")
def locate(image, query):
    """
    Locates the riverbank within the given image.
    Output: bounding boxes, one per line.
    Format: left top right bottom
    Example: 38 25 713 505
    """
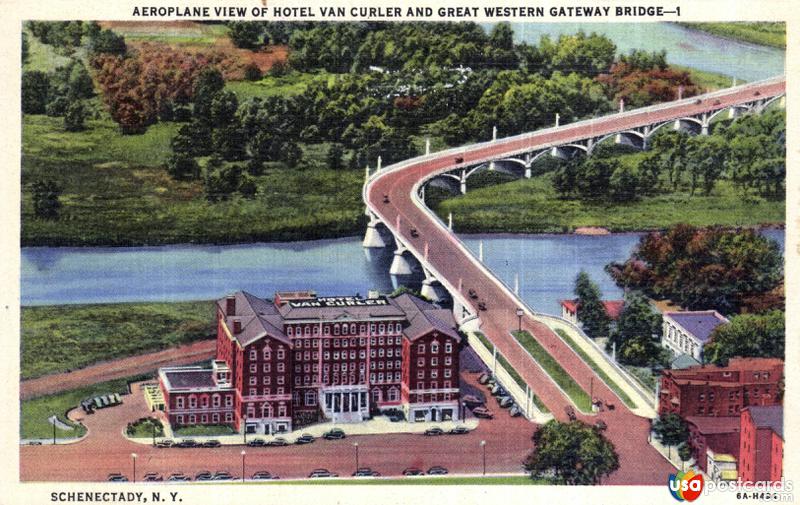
677 22 786 49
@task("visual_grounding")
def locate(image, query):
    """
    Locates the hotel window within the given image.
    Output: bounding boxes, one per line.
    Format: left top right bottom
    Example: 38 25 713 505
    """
360 325 366 335
431 381 438 389
176 415 184 424
277 376 284 385
189 415 196 424
370 373 376 382
304 363 310 373
394 372 401 381
277 363 285 372
445 342 452 353
201 396 209 407
418 344 425 354
250 364 257 373
201 414 208 423
277 348 285 359
417 358 424 367
225 395 233 407
263 363 271 373
370 362 376 370
417 381 424 390
225 413 233 422
431 370 438 378
249 376 257 385
304 351 310 361
370 337 377 345
445 356 452 366
370 323 376 333
387 348 394 358
324 364 330 372
444 393 450 401
313 364 319 372
360 337 366 346
395 360 401 369
312 351 318 360
431 357 438 366
305 390 316 406
431 343 439 353
378 373 384 382
263 348 271 360
294 376 301 385
334 351 340 360
324 351 330 360
189 397 197 408
176 397 184 408
444 381 451 389
388 388 398 401
371 349 376 358
324 326 331 336
350 351 356 359
277 387 284 395
378 361 384 369
250 350 257 361
263 387 270 395
360 350 366 359
334 363 340 372
360 363 366 371
417 370 424 379
287 327 293 336
350 325 356 335
379 337 385 346
212 394 220 407
212 413 220 423
333 325 340 335
263 376 271 385
444 369 451 378
304 375 311 385
379 324 385 334
386 361 393 370
304 326 310 336
379 349 385 357
342 324 349 336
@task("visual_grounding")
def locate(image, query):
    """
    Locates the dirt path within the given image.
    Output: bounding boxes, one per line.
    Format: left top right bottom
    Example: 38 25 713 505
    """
20 340 216 400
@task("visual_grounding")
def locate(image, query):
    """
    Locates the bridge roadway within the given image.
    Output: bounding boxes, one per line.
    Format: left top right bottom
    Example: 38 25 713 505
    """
365 78 785 484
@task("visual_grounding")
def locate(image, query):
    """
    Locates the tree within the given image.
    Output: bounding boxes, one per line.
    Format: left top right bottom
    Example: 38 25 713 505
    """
30 180 62 219
243 63 262 81
652 413 688 459
524 420 619 485
607 293 664 367
704 310 784 366
89 28 127 56
574 271 610 339
22 32 29 64
166 153 200 181
192 67 225 122
609 164 640 202
678 442 693 471
326 143 344 170
21 71 50 114
228 22 264 49
63 101 87 131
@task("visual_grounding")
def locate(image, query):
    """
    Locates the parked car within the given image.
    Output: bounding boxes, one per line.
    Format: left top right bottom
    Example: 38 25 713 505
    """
383 194 390 204
386 410 405 422
449 426 470 435
322 428 346 440
477 373 491 385
498 396 514 408
478 301 487 311
27 441 42 446
155 439 173 448
565 406 577 421
427 466 449 475
468 288 478 300
267 437 289 447
402 468 424 476
410 227 419 238
352 467 380 477
142 473 163 482
167 473 190 482
490 383 505 396
194 471 213 481
509 406 522 417
201 439 221 448
108 475 128 482
424 427 444 436
462 394 482 407
594 420 608 431
308 469 338 478
251 471 273 480
294 434 315 445
472 406 493 419
175 439 197 448
247 438 267 447
212 473 235 481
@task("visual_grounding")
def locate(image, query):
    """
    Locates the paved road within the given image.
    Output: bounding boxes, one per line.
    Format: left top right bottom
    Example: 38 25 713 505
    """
364 78 785 485
20 340 216 400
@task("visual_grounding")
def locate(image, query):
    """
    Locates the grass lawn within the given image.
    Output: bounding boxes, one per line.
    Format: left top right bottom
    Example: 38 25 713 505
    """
225 71 334 101
435 172 784 235
23 28 71 73
679 22 786 49
22 114 367 246
268 476 546 485
675 65 739 91
100 22 230 46
474 332 549 413
21 300 214 379
20 375 148 439
511 331 593 413
554 330 635 409
127 417 165 438
173 424 237 436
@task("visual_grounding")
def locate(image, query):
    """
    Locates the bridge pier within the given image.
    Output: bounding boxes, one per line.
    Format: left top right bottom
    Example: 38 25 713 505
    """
459 170 467 194
389 246 414 276
362 216 386 248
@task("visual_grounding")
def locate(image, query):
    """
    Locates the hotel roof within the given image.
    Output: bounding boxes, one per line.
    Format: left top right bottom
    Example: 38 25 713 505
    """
745 405 783 439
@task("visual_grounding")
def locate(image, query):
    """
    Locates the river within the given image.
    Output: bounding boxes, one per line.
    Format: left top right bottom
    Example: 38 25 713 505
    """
21 230 784 315
505 22 784 82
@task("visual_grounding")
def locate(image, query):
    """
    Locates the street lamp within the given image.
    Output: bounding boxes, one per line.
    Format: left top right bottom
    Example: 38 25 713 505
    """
516 308 524 333
131 453 137 483
52 413 57 446
353 442 359 473
480 440 487 476
241 450 246 483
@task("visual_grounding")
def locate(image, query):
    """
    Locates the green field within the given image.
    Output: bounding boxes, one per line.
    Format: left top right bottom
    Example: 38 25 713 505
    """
511 331 593 413
104 23 230 46
473 332 549 413
21 114 367 246
21 300 214 379
20 375 147 440
554 329 635 409
676 65 740 91
680 22 786 49
435 172 784 235
127 417 165 438
173 424 237 436
226 72 333 101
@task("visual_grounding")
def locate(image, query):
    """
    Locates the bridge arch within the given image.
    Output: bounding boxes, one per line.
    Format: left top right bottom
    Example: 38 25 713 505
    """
588 130 645 154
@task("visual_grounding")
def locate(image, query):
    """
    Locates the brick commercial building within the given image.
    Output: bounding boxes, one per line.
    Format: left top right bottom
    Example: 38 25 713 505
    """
159 290 461 435
658 358 783 418
739 406 783 483
686 416 741 473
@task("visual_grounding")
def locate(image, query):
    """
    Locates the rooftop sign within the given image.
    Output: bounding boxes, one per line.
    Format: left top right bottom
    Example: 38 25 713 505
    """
287 296 389 308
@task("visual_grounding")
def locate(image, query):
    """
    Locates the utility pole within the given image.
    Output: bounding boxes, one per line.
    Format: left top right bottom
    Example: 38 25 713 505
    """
52 414 56 445
480 440 487 475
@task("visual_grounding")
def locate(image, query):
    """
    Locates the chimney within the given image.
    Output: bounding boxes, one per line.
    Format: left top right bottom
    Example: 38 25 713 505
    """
232 319 242 334
226 295 236 316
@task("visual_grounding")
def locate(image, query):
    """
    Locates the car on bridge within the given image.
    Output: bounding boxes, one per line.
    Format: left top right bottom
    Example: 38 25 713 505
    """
427 466 449 475
455 156 464 164
142 472 163 482
251 471 275 480
403 467 424 476
410 227 419 238
194 471 213 481
167 473 190 482
309 468 338 478
352 467 380 477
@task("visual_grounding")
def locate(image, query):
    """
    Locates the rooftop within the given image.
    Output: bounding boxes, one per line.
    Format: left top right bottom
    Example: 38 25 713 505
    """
161 367 220 391
665 357 784 386
686 415 741 435
745 405 783 439
559 299 624 320
664 310 729 343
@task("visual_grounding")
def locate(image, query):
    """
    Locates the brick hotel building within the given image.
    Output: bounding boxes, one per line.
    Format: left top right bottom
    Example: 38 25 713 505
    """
159 290 461 434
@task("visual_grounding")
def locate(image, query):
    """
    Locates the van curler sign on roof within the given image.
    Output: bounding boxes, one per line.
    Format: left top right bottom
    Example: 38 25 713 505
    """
288 296 389 308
